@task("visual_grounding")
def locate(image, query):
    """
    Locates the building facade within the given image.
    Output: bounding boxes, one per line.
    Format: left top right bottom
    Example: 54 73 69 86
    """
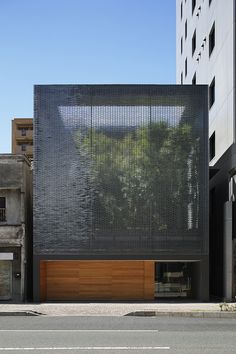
12 118 33 160
33 84 209 301
0 155 32 302
176 0 236 299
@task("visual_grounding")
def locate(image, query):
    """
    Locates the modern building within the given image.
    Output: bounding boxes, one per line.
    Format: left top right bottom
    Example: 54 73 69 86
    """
33 84 209 302
12 118 33 160
176 0 235 300
0 154 32 302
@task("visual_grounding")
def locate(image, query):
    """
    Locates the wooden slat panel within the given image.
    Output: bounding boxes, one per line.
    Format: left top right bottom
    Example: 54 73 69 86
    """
112 261 144 299
46 261 79 278
78 277 112 285
143 261 155 299
46 275 79 301
44 261 79 301
78 261 112 269
47 290 78 301
41 260 155 301
79 269 111 277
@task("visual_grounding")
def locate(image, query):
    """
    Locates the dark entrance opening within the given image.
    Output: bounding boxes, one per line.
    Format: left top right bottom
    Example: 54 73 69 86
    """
155 262 194 299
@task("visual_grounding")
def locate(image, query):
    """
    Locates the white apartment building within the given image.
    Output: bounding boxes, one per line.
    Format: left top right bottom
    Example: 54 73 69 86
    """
176 0 236 300
176 0 235 165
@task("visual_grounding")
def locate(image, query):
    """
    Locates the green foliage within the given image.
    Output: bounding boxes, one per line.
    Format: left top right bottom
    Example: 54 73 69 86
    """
219 303 236 312
73 121 200 232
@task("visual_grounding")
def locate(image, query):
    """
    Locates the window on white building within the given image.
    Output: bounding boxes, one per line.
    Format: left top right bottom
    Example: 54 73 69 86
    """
209 132 215 160
209 22 215 56
209 77 215 108
192 30 196 56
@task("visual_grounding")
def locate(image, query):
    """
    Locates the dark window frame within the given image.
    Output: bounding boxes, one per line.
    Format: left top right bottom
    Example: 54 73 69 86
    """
209 77 215 108
181 37 183 54
21 144 27 152
209 132 215 161
0 197 6 222
192 30 196 56
192 0 196 14
185 58 188 77
185 20 188 39
209 22 215 57
21 128 27 136
181 2 183 19
192 73 196 85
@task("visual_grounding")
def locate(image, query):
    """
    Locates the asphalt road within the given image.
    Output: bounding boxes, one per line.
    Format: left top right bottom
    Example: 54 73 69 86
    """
0 316 235 353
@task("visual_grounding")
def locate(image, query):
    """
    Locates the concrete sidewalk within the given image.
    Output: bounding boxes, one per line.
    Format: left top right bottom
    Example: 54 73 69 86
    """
0 302 236 318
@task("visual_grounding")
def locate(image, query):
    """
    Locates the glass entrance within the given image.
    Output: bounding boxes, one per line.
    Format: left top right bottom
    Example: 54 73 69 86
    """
155 262 192 298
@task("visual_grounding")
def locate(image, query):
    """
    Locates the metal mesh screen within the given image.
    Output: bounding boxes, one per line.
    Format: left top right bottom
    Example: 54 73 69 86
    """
34 85 208 256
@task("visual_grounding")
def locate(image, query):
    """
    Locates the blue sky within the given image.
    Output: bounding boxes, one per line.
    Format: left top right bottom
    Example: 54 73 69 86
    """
0 0 176 153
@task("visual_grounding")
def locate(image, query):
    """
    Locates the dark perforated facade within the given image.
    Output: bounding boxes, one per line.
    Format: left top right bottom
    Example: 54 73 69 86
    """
34 85 208 259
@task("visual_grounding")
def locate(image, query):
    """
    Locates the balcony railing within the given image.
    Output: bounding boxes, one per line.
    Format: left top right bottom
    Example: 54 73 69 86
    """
0 208 6 222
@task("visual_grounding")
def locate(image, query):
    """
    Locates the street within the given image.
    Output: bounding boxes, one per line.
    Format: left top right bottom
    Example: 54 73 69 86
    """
0 316 235 353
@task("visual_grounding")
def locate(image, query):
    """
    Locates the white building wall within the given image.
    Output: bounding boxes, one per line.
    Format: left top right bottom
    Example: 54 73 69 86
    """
176 0 235 165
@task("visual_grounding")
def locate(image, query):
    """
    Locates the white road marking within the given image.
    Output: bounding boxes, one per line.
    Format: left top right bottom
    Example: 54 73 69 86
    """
0 347 170 351
0 329 159 332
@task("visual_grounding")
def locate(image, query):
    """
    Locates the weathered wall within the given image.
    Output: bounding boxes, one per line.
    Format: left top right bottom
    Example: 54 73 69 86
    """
0 226 23 244
0 158 23 189
0 190 21 225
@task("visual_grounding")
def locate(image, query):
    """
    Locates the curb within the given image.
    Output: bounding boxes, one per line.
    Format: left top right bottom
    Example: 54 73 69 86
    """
125 311 236 318
0 311 42 316
1 310 235 318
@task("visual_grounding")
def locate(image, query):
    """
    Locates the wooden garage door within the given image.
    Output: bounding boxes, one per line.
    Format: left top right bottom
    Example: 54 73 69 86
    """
40 261 154 301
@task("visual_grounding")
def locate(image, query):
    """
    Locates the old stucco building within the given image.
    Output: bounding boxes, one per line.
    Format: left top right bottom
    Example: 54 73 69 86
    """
0 154 32 302
12 119 33 160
